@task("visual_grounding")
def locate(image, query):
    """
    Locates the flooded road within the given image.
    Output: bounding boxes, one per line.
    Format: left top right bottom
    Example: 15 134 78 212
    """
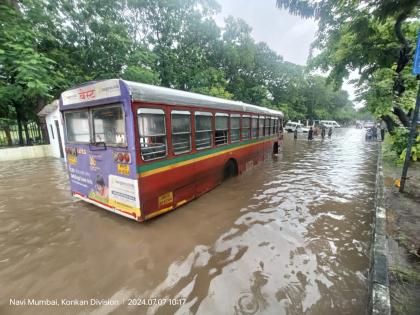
0 128 378 315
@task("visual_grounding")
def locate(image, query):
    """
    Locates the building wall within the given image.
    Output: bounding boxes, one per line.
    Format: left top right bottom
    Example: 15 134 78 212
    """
45 108 66 161
0 145 53 162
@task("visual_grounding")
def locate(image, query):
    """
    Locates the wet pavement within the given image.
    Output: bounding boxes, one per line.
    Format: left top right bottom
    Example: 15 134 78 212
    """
0 128 378 315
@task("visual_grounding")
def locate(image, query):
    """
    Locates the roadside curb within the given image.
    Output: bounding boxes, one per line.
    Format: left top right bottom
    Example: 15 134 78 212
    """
369 143 391 314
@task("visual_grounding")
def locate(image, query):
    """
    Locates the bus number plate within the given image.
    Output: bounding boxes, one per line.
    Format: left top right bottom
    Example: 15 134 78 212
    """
158 192 173 207
117 164 130 176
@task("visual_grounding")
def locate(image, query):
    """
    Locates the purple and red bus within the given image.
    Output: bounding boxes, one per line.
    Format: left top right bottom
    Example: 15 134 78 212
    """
59 79 283 221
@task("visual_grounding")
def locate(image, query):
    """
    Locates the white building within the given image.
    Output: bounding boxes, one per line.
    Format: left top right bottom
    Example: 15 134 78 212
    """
38 100 66 160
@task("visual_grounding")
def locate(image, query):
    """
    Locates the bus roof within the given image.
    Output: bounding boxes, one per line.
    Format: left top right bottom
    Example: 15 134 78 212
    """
60 79 283 118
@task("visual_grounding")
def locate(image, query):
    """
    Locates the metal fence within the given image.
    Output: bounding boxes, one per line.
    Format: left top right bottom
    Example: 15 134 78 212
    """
0 121 47 147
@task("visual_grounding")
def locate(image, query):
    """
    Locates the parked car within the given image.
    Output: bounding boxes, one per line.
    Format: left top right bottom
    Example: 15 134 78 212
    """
284 122 309 133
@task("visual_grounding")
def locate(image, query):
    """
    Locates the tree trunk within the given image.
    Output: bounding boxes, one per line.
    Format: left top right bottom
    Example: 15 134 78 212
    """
393 106 410 127
381 114 396 134
14 104 24 146
23 122 31 145
4 125 13 146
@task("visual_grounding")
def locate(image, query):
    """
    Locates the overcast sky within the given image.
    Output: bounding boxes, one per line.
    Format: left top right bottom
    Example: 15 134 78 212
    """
214 0 357 103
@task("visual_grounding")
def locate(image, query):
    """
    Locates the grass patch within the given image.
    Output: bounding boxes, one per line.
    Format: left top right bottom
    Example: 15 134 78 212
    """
389 265 420 314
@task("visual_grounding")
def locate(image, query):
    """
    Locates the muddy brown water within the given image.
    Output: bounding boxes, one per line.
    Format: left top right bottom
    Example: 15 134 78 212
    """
0 128 378 315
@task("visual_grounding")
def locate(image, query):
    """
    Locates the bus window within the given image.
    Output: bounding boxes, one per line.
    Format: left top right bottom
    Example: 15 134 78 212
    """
242 115 250 140
195 112 212 150
64 110 90 143
230 114 240 143
265 117 270 136
215 113 228 145
251 117 258 138
259 117 264 137
272 117 277 134
138 108 167 161
171 111 191 155
92 105 126 145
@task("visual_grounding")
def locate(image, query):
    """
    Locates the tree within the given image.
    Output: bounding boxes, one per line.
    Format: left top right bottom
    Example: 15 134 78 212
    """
0 1 61 144
276 0 420 131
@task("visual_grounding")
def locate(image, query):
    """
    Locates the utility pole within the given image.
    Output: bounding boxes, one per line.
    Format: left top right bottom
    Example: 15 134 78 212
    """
399 81 420 192
400 28 420 192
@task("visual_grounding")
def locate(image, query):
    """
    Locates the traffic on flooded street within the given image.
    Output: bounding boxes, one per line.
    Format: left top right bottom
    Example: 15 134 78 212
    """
0 128 378 315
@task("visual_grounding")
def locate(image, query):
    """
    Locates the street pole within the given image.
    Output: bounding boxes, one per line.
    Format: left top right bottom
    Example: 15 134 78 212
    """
399 79 420 192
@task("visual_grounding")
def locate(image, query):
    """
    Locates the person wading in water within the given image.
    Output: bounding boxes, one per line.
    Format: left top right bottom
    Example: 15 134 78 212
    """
328 127 333 139
308 127 314 141
321 126 326 140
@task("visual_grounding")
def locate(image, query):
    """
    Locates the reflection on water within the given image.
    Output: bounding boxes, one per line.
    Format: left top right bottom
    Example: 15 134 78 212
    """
0 129 377 314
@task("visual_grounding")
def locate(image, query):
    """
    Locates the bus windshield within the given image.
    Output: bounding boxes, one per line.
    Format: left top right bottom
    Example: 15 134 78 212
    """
64 110 90 143
92 105 126 145
63 103 126 146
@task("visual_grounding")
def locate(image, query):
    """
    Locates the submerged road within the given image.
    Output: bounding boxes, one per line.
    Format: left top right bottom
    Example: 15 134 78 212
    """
0 128 378 315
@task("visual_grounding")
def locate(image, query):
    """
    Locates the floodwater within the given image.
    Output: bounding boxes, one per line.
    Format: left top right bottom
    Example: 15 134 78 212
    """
0 128 378 315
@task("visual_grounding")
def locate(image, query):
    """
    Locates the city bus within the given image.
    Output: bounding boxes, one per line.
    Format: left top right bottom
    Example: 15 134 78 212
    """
59 79 283 221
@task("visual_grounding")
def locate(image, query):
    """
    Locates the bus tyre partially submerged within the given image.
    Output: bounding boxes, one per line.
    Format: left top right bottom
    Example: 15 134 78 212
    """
223 158 238 180
60 79 283 221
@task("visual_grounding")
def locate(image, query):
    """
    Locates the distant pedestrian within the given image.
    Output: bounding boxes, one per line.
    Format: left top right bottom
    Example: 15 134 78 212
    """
380 121 386 141
293 128 298 140
328 127 332 139
372 126 377 140
313 126 318 137
321 126 326 140
308 127 313 141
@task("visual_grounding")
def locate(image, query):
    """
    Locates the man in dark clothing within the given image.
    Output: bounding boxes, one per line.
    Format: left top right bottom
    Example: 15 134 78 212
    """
321 126 326 140
328 127 333 138
308 127 314 141
372 126 377 140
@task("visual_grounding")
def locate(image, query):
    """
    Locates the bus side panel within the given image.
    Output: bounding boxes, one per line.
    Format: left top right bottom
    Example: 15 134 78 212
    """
138 138 276 219
139 162 197 217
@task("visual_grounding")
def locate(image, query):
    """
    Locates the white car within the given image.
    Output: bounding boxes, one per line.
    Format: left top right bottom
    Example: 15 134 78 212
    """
320 120 341 128
284 122 309 133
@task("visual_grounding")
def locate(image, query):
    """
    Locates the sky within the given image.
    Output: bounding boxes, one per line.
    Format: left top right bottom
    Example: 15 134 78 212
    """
214 0 357 104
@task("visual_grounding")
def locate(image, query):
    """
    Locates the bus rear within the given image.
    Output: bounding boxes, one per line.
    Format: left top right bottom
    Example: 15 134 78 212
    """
59 79 142 221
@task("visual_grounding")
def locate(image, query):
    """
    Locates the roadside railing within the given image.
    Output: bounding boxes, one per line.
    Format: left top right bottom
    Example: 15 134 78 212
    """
0 120 47 147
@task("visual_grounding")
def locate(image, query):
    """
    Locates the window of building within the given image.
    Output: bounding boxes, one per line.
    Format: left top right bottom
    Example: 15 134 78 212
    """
215 113 228 145
252 117 258 139
259 117 265 138
171 111 191 155
64 110 90 143
92 105 126 145
242 115 250 140
230 114 240 143
195 112 213 150
138 108 167 161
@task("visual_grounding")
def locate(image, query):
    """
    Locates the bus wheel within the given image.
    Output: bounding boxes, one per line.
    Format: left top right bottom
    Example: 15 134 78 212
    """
223 159 238 180
273 142 279 154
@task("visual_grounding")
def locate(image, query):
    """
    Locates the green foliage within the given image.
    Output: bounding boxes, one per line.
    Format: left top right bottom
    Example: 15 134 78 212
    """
1 0 356 136
276 0 419 130
389 128 420 162
399 135 420 162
